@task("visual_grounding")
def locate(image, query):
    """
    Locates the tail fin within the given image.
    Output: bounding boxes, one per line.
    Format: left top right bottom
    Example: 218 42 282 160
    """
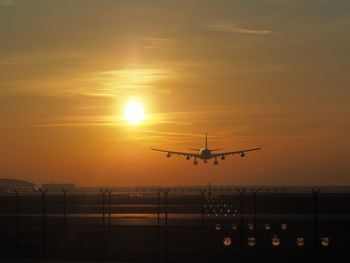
205 133 208 148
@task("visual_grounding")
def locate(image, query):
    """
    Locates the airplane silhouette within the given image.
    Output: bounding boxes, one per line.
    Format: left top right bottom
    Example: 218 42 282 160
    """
151 133 261 165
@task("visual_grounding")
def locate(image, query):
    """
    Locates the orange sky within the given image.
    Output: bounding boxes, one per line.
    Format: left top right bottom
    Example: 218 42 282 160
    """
0 0 349 186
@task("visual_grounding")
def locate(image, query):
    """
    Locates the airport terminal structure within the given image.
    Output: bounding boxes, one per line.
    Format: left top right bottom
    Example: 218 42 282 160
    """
0 178 37 192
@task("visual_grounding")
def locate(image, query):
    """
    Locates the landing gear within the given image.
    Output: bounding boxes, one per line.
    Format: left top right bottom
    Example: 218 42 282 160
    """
193 159 198 166
204 160 208 164
214 159 218 165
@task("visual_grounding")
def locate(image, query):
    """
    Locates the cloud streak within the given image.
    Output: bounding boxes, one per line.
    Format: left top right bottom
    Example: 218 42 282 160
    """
0 0 16 6
208 22 273 35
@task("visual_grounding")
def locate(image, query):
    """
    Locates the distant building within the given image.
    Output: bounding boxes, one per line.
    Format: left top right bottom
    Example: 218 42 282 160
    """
0 178 37 192
41 184 75 191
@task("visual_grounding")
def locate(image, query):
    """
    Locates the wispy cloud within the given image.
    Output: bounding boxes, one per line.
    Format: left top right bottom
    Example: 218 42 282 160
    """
0 107 226 130
140 37 178 50
208 22 273 35
0 65 176 97
0 0 16 6
74 67 175 97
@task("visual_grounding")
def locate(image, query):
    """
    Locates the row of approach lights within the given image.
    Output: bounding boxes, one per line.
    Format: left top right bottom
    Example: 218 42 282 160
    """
206 195 289 231
204 194 237 217
214 214 329 248
206 194 330 248
222 235 330 248
215 223 287 231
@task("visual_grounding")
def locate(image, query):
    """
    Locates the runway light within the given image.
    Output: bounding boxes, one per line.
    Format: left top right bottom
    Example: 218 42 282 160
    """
265 224 271 230
296 237 305 247
232 224 237 231
272 235 281 247
281 223 287 230
215 224 221 231
223 237 232 247
321 237 330 247
247 237 256 247
248 223 254 230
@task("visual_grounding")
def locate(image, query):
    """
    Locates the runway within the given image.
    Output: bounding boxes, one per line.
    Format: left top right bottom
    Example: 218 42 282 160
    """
0 188 348 262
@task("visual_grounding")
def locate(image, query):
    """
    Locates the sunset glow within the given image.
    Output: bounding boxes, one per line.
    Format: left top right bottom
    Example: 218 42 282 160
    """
0 0 349 187
124 101 145 125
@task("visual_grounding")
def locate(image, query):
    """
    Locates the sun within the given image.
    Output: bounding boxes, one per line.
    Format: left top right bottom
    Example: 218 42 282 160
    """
124 101 145 125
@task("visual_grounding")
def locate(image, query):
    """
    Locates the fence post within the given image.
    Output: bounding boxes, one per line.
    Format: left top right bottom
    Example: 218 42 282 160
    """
252 189 258 240
38 188 48 258
237 188 246 258
14 189 21 241
99 189 108 225
107 188 113 226
199 189 206 228
156 188 162 226
99 188 108 261
162 188 170 226
162 188 170 263
312 188 320 263
62 189 68 232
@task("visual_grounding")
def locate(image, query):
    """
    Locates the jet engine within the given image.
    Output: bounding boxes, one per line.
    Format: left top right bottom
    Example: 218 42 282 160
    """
166 153 171 158
186 155 190 160
240 152 245 158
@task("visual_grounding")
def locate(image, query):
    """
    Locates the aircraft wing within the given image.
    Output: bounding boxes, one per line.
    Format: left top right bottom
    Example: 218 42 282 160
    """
212 147 262 158
151 148 200 158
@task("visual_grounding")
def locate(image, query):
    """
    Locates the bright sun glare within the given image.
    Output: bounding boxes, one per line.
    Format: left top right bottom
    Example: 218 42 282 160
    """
124 101 145 125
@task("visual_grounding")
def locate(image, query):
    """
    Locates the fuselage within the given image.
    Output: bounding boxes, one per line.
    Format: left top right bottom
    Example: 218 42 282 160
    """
151 133 260 165
199 148 212 160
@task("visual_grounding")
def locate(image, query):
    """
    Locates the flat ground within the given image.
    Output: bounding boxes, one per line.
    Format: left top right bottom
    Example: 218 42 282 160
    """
0 191 348 262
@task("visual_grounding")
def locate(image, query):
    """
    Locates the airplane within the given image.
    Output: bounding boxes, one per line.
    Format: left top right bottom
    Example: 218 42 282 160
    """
151 133 261 165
